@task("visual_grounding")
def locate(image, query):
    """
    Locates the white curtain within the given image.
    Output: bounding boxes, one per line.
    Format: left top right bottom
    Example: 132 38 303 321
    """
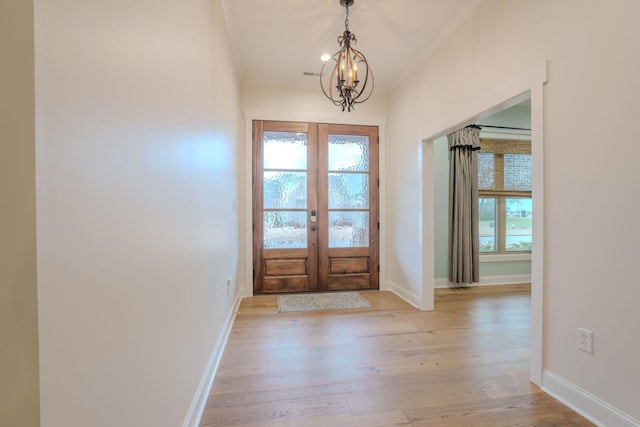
448 126 481 285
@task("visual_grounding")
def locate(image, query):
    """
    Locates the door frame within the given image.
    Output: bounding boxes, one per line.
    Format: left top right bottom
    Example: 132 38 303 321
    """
243 110 387 297
419 62 547 386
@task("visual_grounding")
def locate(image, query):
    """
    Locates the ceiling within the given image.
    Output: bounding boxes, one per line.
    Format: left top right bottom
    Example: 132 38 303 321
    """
222 0 485 93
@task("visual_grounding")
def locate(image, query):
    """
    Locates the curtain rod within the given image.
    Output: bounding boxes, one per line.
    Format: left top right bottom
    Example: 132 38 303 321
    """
475 124 531 131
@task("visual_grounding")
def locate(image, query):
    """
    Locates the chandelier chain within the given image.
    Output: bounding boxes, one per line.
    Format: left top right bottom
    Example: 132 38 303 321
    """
344 3 350 31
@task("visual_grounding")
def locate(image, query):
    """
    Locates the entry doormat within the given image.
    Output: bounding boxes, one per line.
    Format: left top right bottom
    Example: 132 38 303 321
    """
277 291 372 313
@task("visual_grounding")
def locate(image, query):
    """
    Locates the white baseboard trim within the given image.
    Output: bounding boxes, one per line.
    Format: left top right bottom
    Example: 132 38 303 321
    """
435 274 531 288
542 369 640 427
182 292 243 427
385 280 419 308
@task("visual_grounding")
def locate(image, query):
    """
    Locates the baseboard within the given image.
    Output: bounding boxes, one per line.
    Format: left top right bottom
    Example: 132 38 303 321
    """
182 291 243 427
435 274 531 288
385 280 420 308
542 369 639 427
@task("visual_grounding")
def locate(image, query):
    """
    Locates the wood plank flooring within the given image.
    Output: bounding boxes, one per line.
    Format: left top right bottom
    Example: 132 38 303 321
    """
200 285 593 426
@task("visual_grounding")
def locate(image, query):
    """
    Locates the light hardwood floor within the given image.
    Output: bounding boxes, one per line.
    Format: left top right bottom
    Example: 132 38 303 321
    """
200 285 593 426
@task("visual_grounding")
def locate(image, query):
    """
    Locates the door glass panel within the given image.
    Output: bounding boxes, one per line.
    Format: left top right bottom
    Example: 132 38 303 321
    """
264 211 307 249
328 173 369 209
264 172 307 209
264 131 307 170
328 133 370 249
328 135 369 171
262 130 308 249
328 212 369 248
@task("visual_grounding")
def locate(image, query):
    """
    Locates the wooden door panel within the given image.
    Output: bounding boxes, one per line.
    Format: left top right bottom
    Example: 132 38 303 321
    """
261 249 312 292
318 124 379 291
262 274 311 293
326 275 371 290
264 258 308 276
326 254 372 291
324 248 375 290
253 121 318 294
329 256 369 274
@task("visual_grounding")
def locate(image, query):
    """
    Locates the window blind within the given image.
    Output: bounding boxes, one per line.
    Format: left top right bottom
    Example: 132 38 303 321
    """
478 138 531 197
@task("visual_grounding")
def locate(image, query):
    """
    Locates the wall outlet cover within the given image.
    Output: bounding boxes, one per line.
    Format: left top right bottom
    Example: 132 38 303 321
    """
577 327 593 354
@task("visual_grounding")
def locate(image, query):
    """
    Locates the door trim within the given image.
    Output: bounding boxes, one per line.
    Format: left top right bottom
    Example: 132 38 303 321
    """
243 110 387 297
418 61 547 386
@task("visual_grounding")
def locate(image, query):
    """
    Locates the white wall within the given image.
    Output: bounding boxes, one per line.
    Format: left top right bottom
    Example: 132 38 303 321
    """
34 1 241 426
241 83 389 119
0 1 40 426
387 0 640 423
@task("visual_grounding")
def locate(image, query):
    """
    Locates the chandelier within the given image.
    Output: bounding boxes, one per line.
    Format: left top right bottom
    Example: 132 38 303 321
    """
320 0 374 112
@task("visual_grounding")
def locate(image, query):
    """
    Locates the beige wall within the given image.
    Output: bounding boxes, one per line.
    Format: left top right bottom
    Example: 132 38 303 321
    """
387 0 640 421
0 1 40 426
34 0 241 426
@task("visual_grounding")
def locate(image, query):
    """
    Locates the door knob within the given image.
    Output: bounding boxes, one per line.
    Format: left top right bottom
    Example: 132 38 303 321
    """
310 209 317 223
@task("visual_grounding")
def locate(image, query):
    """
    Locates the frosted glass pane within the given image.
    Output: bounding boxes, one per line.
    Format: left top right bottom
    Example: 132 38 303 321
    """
328 134 369 171
328 173 368 209
264 172 307 209
328 212 369 248
264 131 307 170
264 211 307 249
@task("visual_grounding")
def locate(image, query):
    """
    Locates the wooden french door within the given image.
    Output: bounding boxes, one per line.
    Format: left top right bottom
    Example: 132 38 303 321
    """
253 120 379 294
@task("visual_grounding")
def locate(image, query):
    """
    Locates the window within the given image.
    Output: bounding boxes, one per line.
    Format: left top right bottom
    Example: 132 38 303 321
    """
478 138 531 253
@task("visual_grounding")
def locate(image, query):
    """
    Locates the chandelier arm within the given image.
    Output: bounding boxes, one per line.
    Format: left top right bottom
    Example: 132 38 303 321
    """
352 70 374 104
321 59 346 107
346 48 373 103
320 60 336 99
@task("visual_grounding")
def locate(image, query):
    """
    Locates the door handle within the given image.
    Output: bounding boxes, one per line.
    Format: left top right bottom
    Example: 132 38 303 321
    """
310 209 317 223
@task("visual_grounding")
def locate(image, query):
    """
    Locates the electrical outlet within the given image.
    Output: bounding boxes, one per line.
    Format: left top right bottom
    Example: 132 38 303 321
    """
577 328 593 354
